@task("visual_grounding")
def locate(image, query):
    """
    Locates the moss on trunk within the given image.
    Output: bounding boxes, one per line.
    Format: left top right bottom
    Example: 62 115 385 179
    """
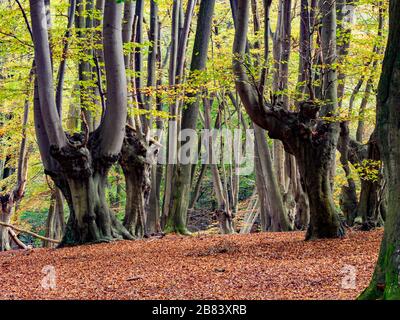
164 165 192 236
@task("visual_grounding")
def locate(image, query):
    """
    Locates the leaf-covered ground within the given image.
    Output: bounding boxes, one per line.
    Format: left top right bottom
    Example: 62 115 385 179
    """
0 229 382 300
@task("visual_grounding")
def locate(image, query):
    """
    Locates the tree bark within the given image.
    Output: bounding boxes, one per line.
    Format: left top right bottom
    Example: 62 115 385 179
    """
30 0 133 245
353 133 385 230
0 196 13 251
359 0 400 300
44 188 65 247
145 0 161 235
162 0 181 227
164 0 216 235
254 124 291 231
0 65 32 251
203 98 235 234
233 0 343 240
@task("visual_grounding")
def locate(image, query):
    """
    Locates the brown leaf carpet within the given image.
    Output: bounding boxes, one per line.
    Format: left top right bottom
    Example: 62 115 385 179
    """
0 229 382 300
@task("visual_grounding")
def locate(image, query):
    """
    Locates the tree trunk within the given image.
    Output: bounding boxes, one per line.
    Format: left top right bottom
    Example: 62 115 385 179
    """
164 0 216 235
254 144 271 232
119 129 155 238
295 137 343 239
57 148 133 245
349 133 386 230
0 196 13 251
162 0 181 226
272 0 291 194
30 0 132 245
359 0 400 300
254 124 291 231
338 122 358 226
233 0 342 239
294 177 310 230
203 99 235 234
44 188 65 247
145 0 161 235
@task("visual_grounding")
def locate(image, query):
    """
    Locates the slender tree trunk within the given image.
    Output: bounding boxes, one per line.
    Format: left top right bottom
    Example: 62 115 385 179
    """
335 0 358 225
31 0 133 245
356 76 374 143
297 0 312 98
356 134 385 229
254 142 271 231
162 0 181 226
272 0 291 193
147 20 164 234
0 197 13 251
338 122 358 226
55 0 76 116
0 65 32 251
119 0 158 238
189 164 207 209
359 0 400 300
254 124 291 231
119 129 156 238
348 133 385 230
203 98 235 234
145 0 161 234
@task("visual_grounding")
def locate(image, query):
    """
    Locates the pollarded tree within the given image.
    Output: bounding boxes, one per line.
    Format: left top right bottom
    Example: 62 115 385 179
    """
0 69 31 251
233 0 344 239
30 0 133 245
359 0 400 300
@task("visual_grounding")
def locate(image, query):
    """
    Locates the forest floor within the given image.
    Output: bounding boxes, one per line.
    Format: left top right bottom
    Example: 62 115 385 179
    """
0 229 382 300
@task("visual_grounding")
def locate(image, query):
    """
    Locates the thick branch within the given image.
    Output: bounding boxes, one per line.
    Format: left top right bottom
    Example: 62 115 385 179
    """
97 0 127 156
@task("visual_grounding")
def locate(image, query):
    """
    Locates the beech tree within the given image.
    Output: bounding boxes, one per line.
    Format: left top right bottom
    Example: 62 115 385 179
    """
0 0 389 255
233 0 344 239
30 0 133 245
0 69 31 251
164 0 216 235
359 0 400 300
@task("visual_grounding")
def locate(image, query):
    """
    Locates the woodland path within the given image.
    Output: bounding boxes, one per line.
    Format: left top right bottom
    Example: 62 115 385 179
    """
0 230 382 300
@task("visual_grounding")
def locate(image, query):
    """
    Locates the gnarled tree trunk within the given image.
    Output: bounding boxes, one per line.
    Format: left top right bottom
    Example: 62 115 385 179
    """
164 0 215 235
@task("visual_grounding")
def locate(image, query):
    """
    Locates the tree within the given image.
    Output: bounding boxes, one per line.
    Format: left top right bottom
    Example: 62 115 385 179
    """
247 1 291 231
30 0 133 245
359 0 400 300
0 67 31 251
233 0 344 239
118 0 157 238
164 0 216 235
